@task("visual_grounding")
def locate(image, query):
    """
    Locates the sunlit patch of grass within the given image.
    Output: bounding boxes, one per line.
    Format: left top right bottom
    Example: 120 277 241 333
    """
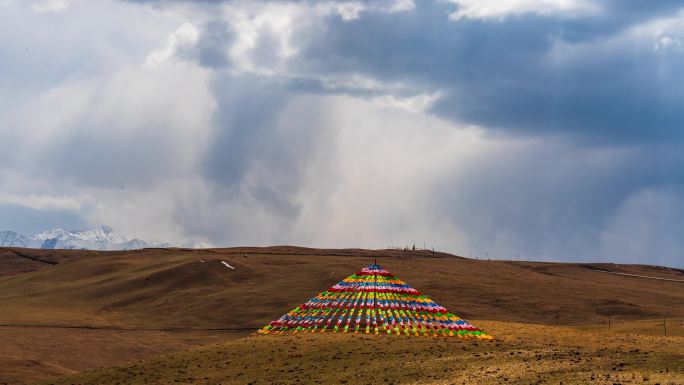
41 321 684 385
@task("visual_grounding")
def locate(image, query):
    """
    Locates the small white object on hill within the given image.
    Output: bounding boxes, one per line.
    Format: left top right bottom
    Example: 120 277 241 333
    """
221 261 236 270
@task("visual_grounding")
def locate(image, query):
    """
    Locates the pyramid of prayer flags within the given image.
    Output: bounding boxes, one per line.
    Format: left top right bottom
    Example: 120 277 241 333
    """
258 263 493 339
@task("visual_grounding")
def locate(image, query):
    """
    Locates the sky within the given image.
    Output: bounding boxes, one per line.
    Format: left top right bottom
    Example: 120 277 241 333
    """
1 0 684 267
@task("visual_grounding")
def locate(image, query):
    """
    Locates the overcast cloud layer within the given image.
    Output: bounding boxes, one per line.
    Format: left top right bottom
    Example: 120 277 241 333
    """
2 0 684 267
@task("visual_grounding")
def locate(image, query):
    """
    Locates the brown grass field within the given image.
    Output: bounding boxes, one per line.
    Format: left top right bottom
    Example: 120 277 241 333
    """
38 322 684 385
0 246 682 384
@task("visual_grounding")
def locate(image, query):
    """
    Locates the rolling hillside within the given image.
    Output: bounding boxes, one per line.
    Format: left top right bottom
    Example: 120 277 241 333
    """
1 246 682 328
0 246 683 384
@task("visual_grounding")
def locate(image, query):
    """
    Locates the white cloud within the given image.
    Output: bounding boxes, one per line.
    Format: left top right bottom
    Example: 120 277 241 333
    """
369 92 442 114
2 0 78 13
446 0 600 21
145 22 200 67
0 193 84 211
81 177 210 244
333 2 365 21
8 62 214 184
30 0 71 12
387 0 415 13
654 35 683 52
221 2 304 74
285 95 486 250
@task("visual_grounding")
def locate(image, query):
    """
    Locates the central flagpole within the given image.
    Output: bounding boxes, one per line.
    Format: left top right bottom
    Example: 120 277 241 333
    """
373 262 377 334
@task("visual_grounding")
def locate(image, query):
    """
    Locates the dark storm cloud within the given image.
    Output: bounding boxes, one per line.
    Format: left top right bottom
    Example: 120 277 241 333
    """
127 0 684 147
203 74 291 188
297 0 684 144
182 21 234 68
145 0 684 147
202 74 333 219
430 143 684 261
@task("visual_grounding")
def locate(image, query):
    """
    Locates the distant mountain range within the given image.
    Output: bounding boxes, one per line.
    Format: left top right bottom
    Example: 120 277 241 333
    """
0 226 149 250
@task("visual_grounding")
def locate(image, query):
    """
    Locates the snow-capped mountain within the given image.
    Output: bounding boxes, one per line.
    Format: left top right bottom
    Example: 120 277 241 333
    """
32 226 128 245
0 231 30 248
0 226 149 250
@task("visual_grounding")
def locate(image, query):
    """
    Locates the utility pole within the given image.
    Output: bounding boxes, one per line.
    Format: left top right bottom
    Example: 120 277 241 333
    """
664 318 667 337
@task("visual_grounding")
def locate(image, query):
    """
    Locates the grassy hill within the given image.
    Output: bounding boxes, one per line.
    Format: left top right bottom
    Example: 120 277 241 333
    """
0 248 84 277
0 246 683 384
1 246 682 328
